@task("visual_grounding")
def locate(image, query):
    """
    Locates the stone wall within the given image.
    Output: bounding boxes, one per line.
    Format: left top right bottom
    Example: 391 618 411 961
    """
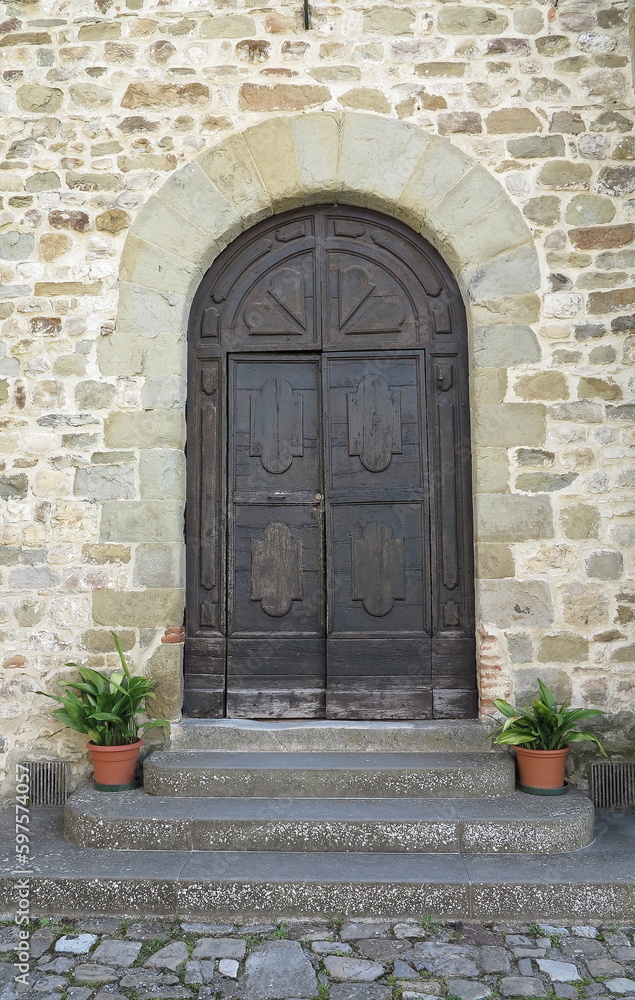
0 0 634 797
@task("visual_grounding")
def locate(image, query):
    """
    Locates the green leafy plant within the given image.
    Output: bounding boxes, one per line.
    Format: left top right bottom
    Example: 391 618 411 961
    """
37 632 170 746
489 679 608 756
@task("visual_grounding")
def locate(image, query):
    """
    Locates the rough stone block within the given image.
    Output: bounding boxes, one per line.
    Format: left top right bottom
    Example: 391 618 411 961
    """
585 550 623 580
560 505 599 540
238 83 330 113
478 580 554 629
565 195 615 226
472 294 540 326
515 372 568 401
537 634 589 663
458 202 532 267
92 589 183 628
438 7 508 34
508 136 565 158
139 449 186 500
538 162 592 190
243 118 302 211
363 7 415 34
486 109 541 134
472 369 507 405
100 501 184 544
105 411 185 450
115 282 189 343
475 494 554 542
475 404 546 448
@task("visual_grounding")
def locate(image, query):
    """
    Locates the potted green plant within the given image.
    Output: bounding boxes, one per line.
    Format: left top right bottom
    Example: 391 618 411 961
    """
38 632 170 791
489 678 608 795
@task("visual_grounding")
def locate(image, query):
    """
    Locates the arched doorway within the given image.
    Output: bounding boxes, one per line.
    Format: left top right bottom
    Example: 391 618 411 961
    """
185 205 475 720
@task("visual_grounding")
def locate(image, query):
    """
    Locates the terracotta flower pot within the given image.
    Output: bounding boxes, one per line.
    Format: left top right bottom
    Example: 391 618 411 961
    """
514 744 570 792
88 738 142 790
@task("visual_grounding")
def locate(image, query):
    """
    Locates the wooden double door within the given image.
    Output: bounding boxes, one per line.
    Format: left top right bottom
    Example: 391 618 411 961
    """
186 206 476 720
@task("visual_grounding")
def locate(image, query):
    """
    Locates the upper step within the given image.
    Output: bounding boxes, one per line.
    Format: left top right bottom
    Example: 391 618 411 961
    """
143 750 515 799
64 785 595 854
169 719 493 753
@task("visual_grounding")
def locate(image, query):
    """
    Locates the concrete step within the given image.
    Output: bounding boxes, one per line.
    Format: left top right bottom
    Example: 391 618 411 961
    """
169 719 494 753
143 750 516 798
1 807 632 922
64 785 595 854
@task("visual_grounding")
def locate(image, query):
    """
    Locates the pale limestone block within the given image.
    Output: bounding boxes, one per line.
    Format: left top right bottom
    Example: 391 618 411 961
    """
105 410 186 450
475 494 554 542
139 449 186 500
464 245 541 301
472 325 541 368
473 448 510 494
197 133 273 230
243 118 303 211
99 501 185 544
97 332 144 377
337 113 432 213
452 200 532 267
427 166 508 240
92 588 184 628
116 282 189 341
130 197 220 271
133 543 185 589
155 162 242 251
119 235 202 299
147 641 184 720
477 579 554 629
292 112 342 201
471 294 541 326
396 136 472 231
140 334 186 377
474 403 546 448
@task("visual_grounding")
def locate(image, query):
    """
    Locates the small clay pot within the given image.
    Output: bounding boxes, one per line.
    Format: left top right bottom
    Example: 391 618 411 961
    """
88 738 142 789
514 744 570 790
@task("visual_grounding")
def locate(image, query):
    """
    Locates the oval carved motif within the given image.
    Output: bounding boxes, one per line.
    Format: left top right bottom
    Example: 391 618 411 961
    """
351 521 405 617
251 523 302 617
250 376 303 474
347 372 402 473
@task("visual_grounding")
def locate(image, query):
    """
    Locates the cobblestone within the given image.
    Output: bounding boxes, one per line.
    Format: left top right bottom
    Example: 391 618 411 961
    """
1 918 633 1000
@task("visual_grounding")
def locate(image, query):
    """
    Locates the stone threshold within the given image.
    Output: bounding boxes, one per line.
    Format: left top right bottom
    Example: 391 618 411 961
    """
1 807 633 922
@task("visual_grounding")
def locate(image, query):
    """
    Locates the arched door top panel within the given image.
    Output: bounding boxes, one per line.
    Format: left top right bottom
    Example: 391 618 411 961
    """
189 206 462 355
186 206 475 721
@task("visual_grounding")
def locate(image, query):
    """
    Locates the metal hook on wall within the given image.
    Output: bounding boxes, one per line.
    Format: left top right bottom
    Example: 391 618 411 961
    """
303 0 311 30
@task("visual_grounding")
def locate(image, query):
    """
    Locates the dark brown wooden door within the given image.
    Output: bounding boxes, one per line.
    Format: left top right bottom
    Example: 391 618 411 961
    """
185 206 476 720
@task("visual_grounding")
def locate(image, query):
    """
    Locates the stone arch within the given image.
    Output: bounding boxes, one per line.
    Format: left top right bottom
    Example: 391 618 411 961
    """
103 111 542 717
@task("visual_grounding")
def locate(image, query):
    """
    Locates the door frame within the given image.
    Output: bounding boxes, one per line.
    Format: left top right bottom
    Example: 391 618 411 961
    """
184 204 476 720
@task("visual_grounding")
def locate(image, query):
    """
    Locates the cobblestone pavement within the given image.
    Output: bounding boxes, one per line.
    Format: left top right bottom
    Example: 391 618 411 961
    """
1 916 635 1000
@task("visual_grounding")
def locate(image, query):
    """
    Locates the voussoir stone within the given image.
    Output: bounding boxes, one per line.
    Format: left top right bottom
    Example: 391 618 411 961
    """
238 941 318 998
324 957 385 982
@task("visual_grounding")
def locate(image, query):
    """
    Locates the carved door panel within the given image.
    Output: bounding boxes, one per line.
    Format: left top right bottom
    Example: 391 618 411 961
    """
323 353 431 718
226 357 325 718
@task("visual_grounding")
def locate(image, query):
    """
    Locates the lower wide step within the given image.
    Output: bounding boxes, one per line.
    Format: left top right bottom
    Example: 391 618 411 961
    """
64 786 594 854
144 750 515 798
